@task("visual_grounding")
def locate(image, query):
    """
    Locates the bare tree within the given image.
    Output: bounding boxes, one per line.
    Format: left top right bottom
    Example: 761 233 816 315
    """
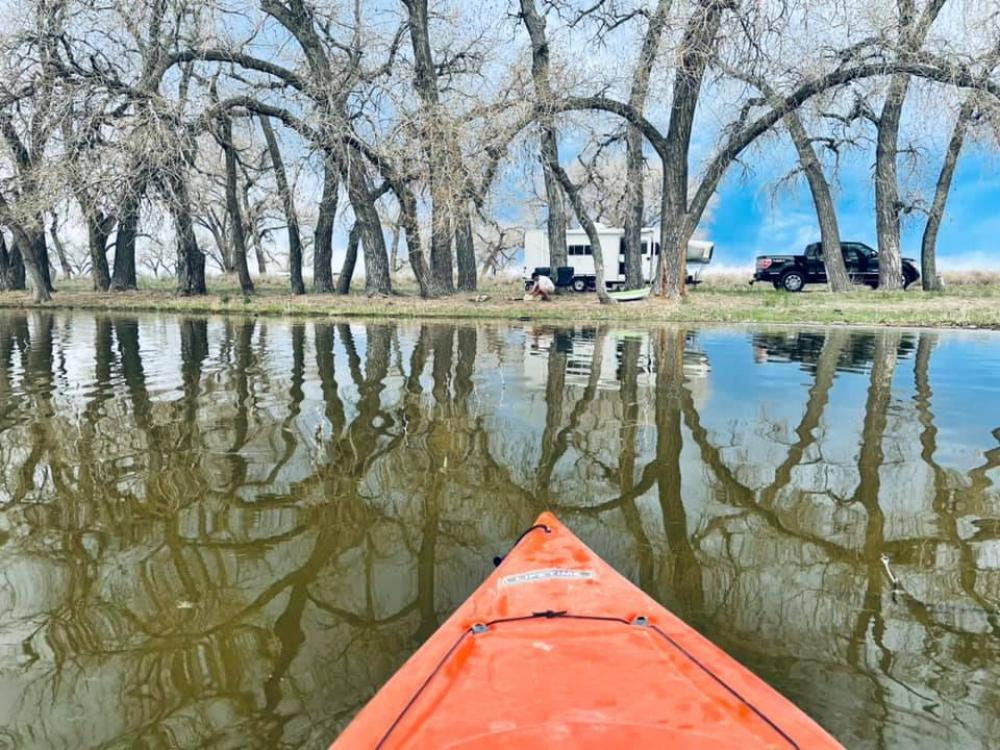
550 161 614 303
873 0 949 290
624 0 672 290
336 223 361 295
520 0 613 304
313 153 339 293
108 0 187 292
47 210 74 279
217 112 254 294
784 111 852 291
920 98 973 290
137 235 172 279
61 112 116 290
0 1 66 301
259 115 304 294
403 0 455 294
0 228 25 290
920 45 1000 290
519 0 568 274
238 159 272 275
722 66 853 291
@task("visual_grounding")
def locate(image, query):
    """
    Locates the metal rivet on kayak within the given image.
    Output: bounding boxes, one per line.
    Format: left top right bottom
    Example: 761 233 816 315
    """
632 616 649 627
472 623 488 634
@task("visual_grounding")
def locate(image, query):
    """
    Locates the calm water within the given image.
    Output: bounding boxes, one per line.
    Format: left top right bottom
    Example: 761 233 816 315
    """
0 311 998 749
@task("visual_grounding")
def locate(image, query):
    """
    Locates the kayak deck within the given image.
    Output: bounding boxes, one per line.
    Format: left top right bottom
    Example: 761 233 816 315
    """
331 513 843 749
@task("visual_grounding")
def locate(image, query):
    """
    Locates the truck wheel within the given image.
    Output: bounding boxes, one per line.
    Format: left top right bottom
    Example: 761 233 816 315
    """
780 271 805 292
571 278 587 293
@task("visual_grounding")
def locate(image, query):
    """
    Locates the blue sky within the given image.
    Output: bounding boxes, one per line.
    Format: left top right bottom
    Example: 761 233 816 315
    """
708 145 1000 271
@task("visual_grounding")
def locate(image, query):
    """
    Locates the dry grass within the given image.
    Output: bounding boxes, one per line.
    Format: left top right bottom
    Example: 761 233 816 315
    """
2 273 1000 329
940 270 1000 287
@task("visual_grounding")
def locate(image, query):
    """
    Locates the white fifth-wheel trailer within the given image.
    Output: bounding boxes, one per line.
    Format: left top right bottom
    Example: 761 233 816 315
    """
522 224 714 292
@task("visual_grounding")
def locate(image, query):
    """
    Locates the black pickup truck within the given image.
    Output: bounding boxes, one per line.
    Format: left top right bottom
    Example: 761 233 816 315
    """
751 242 919 292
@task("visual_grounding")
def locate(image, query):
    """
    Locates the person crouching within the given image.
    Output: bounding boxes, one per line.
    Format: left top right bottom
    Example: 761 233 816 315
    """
528 271 555 301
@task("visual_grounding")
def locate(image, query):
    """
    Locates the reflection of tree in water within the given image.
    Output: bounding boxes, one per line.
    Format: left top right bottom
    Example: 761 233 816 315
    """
0 314 997 748
752 329 917 373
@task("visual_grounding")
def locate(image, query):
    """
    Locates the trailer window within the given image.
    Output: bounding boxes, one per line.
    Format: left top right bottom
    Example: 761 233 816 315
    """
618 240 650 255
568 245 592 256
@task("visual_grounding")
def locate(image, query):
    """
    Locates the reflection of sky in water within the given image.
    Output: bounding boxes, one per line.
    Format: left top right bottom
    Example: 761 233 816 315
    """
703 327 999 475
916 332 1000 471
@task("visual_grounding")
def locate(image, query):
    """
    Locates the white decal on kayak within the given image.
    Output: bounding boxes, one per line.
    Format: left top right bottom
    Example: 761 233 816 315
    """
499 568 595 586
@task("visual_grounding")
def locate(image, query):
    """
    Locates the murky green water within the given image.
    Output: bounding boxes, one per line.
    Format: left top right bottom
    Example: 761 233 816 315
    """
0 311 997 749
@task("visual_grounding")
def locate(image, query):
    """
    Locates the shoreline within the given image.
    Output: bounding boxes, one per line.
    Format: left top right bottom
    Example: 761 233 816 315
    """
1 278 999 330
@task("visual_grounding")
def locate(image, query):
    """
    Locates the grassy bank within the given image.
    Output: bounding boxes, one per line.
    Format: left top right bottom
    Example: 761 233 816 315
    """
2 273 999 329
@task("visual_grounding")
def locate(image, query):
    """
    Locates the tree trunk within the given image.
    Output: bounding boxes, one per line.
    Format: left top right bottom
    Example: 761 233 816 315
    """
9 224 51 302
454 199 477 291
48 214 73 280
259 115 304 294
874 0 946 290
874 74 909 291
540 129 568 270
623 127 646 289
405 0 456 295
240 179 268 275
922 99 973 291
85 211 114 291
785 111 851 292
623 0 672 289
343 150 391 295
655 0 725 299
336 222 360 294
111 191 140 291
429 188 454 294
168 176 206 296
220 116 254 295
0 231 26 291
657 193 696 300
204 216 231 273
389 219 402 273
249 222 268 275
549 162 614 304
397 184 433 298
313 154 339 293
31 220 54 293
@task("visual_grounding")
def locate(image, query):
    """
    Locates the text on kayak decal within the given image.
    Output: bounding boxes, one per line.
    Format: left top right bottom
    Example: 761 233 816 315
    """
499 568 596 586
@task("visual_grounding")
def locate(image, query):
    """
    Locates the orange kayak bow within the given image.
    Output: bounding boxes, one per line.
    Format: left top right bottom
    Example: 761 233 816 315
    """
331 512 843 749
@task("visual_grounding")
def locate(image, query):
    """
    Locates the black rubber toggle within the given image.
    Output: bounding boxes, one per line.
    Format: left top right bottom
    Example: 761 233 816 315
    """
532 610 567 619
492 523 552 567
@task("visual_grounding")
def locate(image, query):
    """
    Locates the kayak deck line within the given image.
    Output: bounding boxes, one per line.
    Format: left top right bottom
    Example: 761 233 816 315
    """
376 609 802 750
332 512 844 749
491 522 551 567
